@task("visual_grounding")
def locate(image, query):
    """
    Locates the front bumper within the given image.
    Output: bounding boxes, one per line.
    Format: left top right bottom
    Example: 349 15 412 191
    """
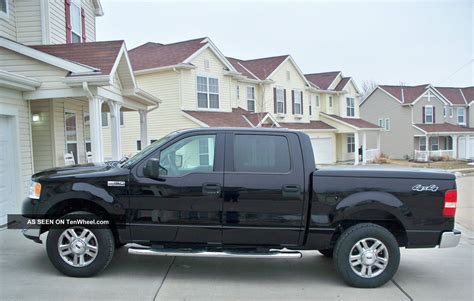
439 230 461 248
22 225 42 244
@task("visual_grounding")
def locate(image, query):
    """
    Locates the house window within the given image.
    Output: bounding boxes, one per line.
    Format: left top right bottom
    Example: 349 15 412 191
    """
346 97 355 117
309 97 312 116
197 76 219 109
419 136 426 151
316 95 320 107
70 0 82 43
247 87 255 112
0 0 8 16
378 118 384 128
328 96 333 108
276 88 285 114
424 106 433 124
84 113 91 152
443 106 447 118
294 90 302 115
198 137 214 166
101 112 108 127
347 134 355 153
385 118 390 131
431 136 439 151
449 108 453 118
65 111 78 163
236 85 240 99
457 107 466 125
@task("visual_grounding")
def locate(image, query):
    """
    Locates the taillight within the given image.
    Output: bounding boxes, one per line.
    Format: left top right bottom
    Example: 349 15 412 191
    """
443 190 457 217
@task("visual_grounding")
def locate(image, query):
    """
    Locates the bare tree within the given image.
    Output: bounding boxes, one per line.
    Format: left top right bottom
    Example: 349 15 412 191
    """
361 80 378 99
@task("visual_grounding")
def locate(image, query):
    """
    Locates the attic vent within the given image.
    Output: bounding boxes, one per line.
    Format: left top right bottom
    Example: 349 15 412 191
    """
204 59 210 70
286 70 290 81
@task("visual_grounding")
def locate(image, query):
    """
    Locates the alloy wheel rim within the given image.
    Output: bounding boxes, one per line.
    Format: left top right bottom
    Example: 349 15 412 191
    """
349 237 389 278
58 227 98 267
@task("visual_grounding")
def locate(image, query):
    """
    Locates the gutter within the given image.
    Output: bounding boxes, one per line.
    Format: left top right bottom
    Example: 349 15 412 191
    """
134 64 196 76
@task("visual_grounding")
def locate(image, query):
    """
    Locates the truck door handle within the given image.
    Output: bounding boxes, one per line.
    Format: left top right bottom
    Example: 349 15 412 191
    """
282 185 300 193
202 183 221 195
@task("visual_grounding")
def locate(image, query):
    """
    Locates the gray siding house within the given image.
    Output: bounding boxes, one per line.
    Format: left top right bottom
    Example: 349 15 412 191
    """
360 84 474 161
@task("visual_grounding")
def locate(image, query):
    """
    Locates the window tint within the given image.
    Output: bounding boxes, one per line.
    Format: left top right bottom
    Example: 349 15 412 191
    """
233 134 290 173
159 135 216 176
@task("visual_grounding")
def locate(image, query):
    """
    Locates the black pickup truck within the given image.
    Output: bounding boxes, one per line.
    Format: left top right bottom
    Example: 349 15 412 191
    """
22 128 460 288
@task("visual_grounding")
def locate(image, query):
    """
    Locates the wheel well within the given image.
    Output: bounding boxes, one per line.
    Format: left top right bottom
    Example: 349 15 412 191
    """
42 199 120 244
329 210 408 248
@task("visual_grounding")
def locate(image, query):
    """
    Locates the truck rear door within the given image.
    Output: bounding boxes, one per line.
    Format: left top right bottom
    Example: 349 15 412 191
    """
222 131 306 247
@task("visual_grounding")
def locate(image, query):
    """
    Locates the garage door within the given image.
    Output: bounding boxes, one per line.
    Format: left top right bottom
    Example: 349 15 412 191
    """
0 116 14 225
311 138 333 164
459 136 474 159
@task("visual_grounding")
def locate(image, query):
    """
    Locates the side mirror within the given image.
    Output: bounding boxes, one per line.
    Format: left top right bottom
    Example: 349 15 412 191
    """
143 158 165 180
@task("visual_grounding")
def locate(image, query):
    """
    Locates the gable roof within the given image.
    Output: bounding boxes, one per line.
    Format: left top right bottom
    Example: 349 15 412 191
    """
129 37 206 71
231 55 290 80
334 77 351 91
321 113 380 130
462 87 474 104
378 84 430 104
226 57 259 80
413 123 474 134
304 71 341 90
31 40 124 76
434 87 469 105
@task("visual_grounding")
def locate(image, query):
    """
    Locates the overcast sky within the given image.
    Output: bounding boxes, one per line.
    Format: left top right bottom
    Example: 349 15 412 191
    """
97 0 473 88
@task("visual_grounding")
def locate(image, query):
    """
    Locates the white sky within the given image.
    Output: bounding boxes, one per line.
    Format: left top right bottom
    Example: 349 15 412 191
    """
97 0 473 87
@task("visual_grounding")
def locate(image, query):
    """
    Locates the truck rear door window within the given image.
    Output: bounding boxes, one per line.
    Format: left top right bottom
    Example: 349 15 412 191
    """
233 134 290 173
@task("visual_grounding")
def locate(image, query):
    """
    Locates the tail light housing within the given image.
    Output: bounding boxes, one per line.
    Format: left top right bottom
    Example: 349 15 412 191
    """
443 189 457 217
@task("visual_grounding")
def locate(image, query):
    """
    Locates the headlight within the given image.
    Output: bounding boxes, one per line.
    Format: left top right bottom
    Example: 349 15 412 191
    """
28 181 42 199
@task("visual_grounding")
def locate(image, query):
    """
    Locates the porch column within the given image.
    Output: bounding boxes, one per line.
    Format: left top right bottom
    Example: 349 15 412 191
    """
108 101 122 161
88 96 104 163
452 135 458 159
466 135 470 159
376 131 381 155
426 135 430 161
139 110 149 148
354 132 360 165
362 131 367 164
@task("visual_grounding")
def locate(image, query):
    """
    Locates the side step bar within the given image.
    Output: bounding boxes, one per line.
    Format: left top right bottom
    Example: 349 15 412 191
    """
128 247 302 259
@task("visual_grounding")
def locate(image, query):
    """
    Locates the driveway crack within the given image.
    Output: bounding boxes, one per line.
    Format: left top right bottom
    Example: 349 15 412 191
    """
391 279 413 301
153 256 176 301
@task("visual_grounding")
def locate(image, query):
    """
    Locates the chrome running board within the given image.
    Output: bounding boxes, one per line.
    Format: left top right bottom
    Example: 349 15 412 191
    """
128 247 302 259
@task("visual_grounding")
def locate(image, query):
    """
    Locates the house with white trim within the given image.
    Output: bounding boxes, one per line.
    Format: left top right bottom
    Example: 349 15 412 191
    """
117 37 381 166
0 0 159 225
360 84 474 161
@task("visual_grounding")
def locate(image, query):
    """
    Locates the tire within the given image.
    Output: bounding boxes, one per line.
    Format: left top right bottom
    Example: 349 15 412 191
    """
46 211 115 277
318 249 333 258
334 223 400 288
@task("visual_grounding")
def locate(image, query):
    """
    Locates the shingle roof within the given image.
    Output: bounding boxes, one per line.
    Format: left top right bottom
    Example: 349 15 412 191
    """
322 113 380 129
233 55 289 80
304 72 341 90
414 123 474 133
278 121 335 130
435 87 469 105
128 37 207 71
226 57 259 80
183 108 258 127
378 84 429 104
462 87 474 103
334 77 351 91
31 40 124 75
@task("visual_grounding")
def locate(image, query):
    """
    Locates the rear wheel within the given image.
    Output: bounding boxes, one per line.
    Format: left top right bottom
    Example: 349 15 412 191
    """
318 249 333 258
46 212 115 277
334 223 400 288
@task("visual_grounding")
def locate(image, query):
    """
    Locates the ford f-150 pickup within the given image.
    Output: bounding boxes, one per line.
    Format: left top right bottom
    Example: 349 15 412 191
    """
22 128 461 288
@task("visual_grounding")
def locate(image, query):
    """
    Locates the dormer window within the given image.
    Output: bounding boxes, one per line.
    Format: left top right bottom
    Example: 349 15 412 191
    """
346 97 355 117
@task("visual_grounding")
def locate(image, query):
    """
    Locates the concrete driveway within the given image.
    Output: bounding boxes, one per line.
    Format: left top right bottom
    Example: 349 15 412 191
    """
1 176 473 301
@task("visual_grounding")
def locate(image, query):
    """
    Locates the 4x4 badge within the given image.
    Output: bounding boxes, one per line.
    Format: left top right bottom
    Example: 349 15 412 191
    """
107 181 125 187
412 184 439 192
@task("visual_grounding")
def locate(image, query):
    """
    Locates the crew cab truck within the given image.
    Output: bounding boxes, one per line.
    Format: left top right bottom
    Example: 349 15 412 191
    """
22 128 461 288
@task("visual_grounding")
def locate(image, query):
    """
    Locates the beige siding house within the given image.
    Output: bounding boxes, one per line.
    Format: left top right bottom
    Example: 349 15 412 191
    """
116 37 381 166
0 0 159 225
361 84 474 161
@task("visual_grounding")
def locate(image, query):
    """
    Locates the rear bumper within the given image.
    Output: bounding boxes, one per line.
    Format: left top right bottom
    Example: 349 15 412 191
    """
439 230 461 248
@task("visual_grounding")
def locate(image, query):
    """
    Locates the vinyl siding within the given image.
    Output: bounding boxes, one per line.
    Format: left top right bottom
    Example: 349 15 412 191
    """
412 94 446 124
30 99 54 171
0 87 34 202
0 0 17 40
15 0 42 45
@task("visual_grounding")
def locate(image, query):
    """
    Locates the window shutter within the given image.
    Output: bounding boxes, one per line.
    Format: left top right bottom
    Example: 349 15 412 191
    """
273 87 277 113
422 106 425 123
433 107 436 123
284 89 287 114
81 7 86 42
291 90 295 114
300 91 304 115
65 0 72 43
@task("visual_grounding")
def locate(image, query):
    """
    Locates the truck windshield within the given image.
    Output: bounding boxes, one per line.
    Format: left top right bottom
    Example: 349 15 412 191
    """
120 132 178 168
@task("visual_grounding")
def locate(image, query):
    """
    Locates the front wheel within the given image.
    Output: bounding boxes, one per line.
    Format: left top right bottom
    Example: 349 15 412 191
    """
46 212 115 277
334 223 400 288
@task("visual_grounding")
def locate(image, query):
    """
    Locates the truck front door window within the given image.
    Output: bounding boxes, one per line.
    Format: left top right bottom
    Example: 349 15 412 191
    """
160 135 216 177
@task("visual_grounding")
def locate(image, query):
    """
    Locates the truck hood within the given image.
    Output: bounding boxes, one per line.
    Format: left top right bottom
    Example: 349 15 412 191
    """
314 166 456 180
32 163 120 180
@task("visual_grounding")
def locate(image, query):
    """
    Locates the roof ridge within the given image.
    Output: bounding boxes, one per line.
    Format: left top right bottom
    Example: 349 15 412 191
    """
238 54 289 62
305 71 341 76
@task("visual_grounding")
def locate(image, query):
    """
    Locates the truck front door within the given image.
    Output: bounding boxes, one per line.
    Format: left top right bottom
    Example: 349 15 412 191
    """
222 132 306 247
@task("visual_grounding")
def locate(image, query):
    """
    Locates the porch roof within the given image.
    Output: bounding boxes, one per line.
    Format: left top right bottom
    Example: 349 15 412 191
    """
413 123 474 134
320 113 381 130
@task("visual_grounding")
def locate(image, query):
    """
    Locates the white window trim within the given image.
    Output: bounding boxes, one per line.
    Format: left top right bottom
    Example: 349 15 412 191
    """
0 0 9 19
385 118 390 131
346 97 355 117
247 86 255 112
431 136 439 151
378 118 384 128
294 89 302 115
197 75 220 110
347 134 355 153
424 105 434 124
457 107 466 125
443 106 447 118
83 112 91 149
449 107 454 118
419 136 426 151
315 95 320 107
70 0 83 43
328 96 333 108
101 112 109 127
276 87 285 114
64 110 79 162
236 85 240 100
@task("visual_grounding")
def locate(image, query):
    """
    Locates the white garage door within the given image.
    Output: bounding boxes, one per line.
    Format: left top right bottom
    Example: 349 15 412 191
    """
459 136 474 159
0 116 14 225
311 138 333 164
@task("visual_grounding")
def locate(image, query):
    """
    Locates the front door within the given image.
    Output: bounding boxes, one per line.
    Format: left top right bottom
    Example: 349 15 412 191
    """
222 131 306 247
128 132 225 245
